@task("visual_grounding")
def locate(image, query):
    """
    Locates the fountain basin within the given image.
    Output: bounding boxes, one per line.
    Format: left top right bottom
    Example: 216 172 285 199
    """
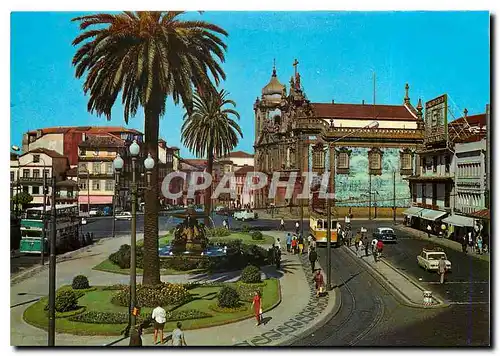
159 244 228 257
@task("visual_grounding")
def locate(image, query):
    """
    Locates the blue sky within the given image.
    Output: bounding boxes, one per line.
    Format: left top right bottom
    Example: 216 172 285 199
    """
10 11 490 158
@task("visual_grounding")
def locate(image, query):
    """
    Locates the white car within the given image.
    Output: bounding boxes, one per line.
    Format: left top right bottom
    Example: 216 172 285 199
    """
115 212 132 221
234 210 258 221
89 209 100 216
417 248 452 272
81 218 87 225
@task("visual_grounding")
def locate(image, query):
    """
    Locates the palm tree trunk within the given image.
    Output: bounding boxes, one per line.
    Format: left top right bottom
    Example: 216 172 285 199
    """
142 100 161 286
204 147 214 227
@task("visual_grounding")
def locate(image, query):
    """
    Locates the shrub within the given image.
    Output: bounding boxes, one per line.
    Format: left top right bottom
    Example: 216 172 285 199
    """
250 230 263 240
217 286 240 308
241 224 250 233
72 275 90 290
236 282 265 302
109 244 131 269
208 227 231 237
69 311 130 324
240 265 261 284
166 309 212 321
111 283 191 308
54 288 78 313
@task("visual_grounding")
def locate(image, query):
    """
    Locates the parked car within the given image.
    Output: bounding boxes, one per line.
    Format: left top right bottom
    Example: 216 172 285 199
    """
417 247 452 272
81 218 87 225
115 211 132 221
372 227 397 243
89 208 100 217
234 210 258 221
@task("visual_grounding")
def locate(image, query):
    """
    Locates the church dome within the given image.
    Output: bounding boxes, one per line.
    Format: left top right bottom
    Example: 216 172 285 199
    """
262 69 285 96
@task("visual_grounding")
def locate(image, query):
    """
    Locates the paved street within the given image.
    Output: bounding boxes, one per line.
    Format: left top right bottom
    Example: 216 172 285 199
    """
291 222 490 346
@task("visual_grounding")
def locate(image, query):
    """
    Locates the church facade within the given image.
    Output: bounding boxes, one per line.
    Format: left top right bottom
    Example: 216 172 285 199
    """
253 61 425 218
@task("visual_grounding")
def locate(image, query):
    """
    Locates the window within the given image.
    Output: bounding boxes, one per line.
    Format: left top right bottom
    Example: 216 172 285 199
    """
92 180 100 191
33 169 40 178
412 183 417 202
23 169 30 178
445 155 450 173
93 162 101 174
32 186 40 195
106 162 113 174
312 148 324 170
369 152 381 170
44 169 50 178
105 180 114 191
79 163 87 172
10 172 14 182
338 152 349 169
33 155 40 163
432 156 437 173
79 179 87 190
167 154 173 163
23 186 29 193
401 153 412 170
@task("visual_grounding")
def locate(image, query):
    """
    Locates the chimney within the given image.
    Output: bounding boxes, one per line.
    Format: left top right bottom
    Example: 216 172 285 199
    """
362 100 365 105
82 132 86 141
332 99 335 104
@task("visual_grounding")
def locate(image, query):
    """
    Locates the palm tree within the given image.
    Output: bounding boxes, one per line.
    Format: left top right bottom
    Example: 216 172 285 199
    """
72 11 228 285
181 89 243 225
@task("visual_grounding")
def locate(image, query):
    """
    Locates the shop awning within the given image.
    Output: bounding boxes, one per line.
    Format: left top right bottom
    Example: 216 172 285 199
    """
442 215 475 227
420 209 447 221
402 207 424 217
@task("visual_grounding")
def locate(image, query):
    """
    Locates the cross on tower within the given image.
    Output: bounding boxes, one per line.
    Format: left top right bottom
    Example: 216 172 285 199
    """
293 58 299 76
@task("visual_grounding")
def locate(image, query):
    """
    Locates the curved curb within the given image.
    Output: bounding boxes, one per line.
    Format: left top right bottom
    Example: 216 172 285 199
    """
275 258 341 346
344 246 449 309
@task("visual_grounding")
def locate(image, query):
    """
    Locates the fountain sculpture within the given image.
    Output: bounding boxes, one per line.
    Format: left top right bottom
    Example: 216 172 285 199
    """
170 207 209 254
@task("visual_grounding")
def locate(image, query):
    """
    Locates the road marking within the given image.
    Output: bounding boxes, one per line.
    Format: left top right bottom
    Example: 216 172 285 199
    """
423 281 489 285
447 301 489 305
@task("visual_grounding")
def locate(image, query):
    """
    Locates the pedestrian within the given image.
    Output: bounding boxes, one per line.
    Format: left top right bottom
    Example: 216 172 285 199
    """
309 247 318 273
280 218 285 231
275 245 281 269
313 269 325 297
309 234 317 251
477 235 483 255
251 291 262 326
427 224 432 239
295 221 300 235
171 321 187 346
286 233 292 253
307 233 313 252
291 235 297 255
354 232 361 253
438 256 447 284
298 234 304 254
461 233 468 254
152 303 166 345
364 237 369 257
276 237 282 251
222 219 227 229
375 240 384 262
468 231 473 253
371 237 378 258
357 239 363 258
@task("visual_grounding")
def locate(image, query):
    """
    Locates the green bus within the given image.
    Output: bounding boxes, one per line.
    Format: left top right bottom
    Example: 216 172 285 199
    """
20 204 80 254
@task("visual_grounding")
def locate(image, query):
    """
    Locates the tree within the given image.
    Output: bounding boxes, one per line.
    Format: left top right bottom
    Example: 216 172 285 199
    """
181 89 242 225
72 11 228 285
12 191 33 208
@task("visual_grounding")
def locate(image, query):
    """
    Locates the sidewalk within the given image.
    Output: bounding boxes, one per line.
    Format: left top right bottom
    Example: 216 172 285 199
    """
344 245 446 309
11 230 338 346
393 224 490 263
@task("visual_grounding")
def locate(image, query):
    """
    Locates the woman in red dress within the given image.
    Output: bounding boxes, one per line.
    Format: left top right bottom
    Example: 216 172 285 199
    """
251 290 262 326
314 269 324 297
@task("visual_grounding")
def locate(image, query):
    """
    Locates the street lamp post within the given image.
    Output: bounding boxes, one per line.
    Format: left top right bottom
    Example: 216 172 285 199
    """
48 175 56 346
113 141 155 341
325 120 379 291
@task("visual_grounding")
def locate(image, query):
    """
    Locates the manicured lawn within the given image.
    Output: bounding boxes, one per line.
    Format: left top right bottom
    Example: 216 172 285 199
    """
23 280 281 336
137 234 170 248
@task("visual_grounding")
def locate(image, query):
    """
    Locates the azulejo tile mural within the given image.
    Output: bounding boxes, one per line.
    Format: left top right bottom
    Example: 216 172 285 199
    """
335 148 411 207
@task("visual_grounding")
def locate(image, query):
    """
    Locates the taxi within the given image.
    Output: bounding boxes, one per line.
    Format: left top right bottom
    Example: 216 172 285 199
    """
417 247 452 272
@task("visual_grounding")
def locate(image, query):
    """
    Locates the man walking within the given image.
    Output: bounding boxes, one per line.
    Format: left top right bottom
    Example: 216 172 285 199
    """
309 247 318 273
152 304 166 345
427 224 432 239
279 218 285 231
438 256 447 284
295 220 300 235
286 232 292 253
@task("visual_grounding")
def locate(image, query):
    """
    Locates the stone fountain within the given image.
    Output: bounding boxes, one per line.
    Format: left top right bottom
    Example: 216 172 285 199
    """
170 207 209 254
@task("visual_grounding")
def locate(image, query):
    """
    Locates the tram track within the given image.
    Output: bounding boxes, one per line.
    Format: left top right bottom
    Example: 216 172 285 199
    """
292 247 385 346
